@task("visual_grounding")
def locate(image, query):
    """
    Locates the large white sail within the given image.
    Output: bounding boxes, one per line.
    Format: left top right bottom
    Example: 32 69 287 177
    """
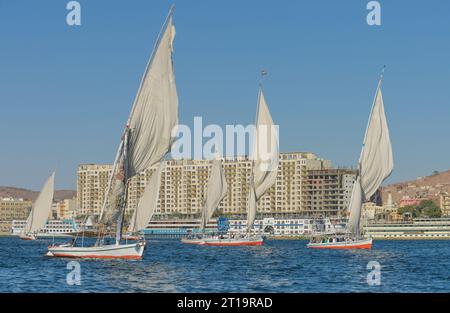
200 158 228 231
126 15 178 177
252 89 279 200
247 179 257 230
347 84 393 234
128 162 165 233
22 172 55 234
98 10 178 233
246 88 279 230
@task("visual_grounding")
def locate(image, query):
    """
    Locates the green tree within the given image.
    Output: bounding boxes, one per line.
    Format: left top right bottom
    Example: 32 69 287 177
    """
398 200 442 218
398 205 420 218
419 200 442 218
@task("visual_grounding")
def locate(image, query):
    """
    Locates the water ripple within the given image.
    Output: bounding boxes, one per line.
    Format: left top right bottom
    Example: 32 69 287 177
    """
1 237 449 292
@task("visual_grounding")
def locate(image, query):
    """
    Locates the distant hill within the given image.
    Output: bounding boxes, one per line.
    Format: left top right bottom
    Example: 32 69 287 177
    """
381 169 450 206
0 186 76 202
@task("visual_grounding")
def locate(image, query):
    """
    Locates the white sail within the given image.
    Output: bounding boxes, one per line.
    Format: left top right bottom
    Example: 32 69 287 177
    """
126 16 178 177
346 177 363 234
200 158 228 231
359 88 393 198
128 162 165 233
347 84 393 234
22 172 55 234
246 88 279 231
246 180 257 230
252 89 279 200
98 10 178 233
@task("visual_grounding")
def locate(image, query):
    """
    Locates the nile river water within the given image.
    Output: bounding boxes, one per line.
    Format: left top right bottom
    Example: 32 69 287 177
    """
0 237 449 292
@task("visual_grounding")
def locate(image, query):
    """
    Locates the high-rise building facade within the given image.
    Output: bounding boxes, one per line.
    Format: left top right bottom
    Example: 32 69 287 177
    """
0 197 32 221
77 164 112 216
125 152 333 218
77 152 356 218
51 198 78 219
303 169 357 217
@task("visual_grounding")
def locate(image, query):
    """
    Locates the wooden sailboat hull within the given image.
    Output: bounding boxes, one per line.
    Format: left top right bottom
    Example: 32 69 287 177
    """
202 236 264 246
19 234 36 241
122 234 143 241
19 233 76 240
307 238 372 249
45 242 146 259
181 237 205 245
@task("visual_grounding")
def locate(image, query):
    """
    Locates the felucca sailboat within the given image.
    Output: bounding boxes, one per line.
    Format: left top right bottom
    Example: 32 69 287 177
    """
308 69 393 249
46 6 179 259
181 154 228 245
19 172 55 240
202 76 279 246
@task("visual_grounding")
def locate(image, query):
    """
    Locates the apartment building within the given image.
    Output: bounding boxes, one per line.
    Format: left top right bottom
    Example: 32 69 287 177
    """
51 198 78 219
77 152 355 218
0 197 32 221
303 168 357 217
77 164 112 216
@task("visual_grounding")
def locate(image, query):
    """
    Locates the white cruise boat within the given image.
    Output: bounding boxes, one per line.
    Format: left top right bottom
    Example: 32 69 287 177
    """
364 218 450 239
135 217 342 238
12 219 79 238
228 217 338 237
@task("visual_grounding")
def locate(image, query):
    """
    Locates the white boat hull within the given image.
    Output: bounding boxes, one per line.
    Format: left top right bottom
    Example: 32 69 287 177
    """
202 236 264 246
19 233 36 241
307 237 372 249
181 237 205 245
46 242 146 259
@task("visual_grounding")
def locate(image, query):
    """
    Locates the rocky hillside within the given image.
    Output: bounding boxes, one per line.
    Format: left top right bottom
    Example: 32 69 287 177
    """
381 170 450 206
0 186 76 202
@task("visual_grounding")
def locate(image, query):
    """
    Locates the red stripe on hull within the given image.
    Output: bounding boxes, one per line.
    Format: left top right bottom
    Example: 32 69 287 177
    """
50 254 142 260
309 243 372 250
20 237 35 241
204 241 263 246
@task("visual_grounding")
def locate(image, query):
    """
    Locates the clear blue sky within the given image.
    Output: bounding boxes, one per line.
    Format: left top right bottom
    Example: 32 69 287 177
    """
1 0 449 190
